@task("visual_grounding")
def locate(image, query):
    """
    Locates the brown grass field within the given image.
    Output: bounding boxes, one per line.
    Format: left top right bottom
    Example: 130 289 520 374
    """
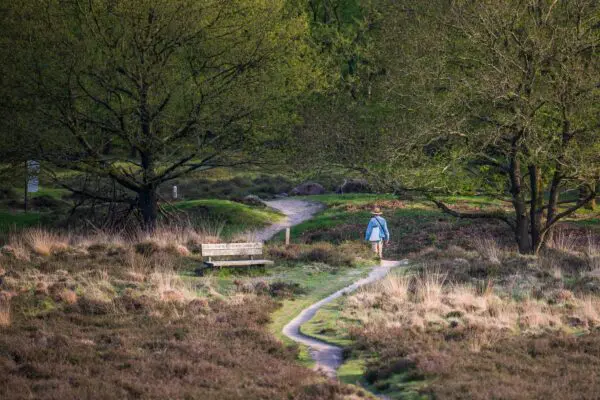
2 196 600 399
340 226 600 399
0 227 370 400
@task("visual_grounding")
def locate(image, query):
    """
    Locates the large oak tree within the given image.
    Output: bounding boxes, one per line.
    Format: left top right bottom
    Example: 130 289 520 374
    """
4 0 320 228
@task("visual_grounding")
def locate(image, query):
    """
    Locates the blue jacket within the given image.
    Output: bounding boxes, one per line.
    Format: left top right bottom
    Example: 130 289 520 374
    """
365 216 390 242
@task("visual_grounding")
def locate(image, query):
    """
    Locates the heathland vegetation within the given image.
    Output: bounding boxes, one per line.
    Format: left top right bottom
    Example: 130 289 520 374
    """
1 1 600 399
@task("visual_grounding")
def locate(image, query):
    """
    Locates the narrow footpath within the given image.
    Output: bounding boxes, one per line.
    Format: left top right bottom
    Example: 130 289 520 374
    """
253 198 407 380
256 199 324 242
282 259 407 378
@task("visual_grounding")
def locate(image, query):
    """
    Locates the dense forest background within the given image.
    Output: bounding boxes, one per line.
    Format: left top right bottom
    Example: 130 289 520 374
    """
1 0 599 253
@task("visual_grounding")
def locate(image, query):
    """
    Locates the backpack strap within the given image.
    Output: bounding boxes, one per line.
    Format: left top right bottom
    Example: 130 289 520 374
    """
373 217 384 231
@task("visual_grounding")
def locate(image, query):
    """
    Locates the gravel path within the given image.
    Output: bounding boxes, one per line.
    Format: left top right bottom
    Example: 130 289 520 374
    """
254 199 325 242
282 259 408 378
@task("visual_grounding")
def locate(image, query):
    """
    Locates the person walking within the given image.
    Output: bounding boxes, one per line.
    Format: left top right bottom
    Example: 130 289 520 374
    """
365 207 390 259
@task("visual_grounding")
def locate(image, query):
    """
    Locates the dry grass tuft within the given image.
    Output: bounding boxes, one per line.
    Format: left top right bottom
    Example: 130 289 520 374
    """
150 267 194 303
21 228 70 256
58 289 78 305
73 231 127 250
548 229 579 253
0 298 10 327
346 265 600 337
376 274 411 303
230 230 258 243
472 236 502 264
416 269 447 307
2 241 31 261
577 296 600 327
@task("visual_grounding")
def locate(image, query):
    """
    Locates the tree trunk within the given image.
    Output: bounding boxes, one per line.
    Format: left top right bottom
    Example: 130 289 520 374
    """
509 147 532 253
582 184 596 211
138 187 158 231
514 204 531 253
529 165 544 253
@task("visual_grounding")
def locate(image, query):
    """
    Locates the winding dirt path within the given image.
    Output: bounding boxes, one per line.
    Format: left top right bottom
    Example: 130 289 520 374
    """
282 259 407 378
255 199 324 242
253 199 408 380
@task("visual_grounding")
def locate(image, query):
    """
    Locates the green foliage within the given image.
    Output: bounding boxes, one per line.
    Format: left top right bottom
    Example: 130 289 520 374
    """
2 0 325 227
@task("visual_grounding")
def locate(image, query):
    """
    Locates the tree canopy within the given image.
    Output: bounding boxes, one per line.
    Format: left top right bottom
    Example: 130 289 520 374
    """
2 0 600 250
292 0 600 253
3 0 321 227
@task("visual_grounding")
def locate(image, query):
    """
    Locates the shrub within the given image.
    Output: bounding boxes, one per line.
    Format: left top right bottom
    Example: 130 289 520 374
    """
30 195 67 210
300 243 355 266
268 242 362 267
0 298 10 327
77 290 114 315
17 228 70 257
472 236 502 264
0 187 18 201
134 241 161 256
58 289 78 305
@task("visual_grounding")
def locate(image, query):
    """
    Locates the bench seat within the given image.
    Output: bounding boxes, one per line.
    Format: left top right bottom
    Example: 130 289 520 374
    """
204 259 274 268
200 242 273 270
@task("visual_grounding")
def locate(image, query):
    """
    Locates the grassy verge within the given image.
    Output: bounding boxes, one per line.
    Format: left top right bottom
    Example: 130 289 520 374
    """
300 279 428 399
265 264 371 365
169 199 284 237
0 197 283 236
300 297 367 386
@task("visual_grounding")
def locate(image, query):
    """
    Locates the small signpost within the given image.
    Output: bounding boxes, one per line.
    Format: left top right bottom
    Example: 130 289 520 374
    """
172 185 178 200
24 160 40 212
285 227 291 246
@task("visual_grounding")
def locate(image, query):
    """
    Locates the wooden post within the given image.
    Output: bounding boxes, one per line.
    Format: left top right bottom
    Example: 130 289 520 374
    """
285 228 290 246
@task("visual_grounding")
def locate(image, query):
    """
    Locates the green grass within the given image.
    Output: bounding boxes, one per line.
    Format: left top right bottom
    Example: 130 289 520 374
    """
0 211 43 232
22 187 70 200
275 194 462 256
267 264 371 366
300 299 354 347
300 285 429 399
169 199 284 236
300 296 368 385
299 193 396 206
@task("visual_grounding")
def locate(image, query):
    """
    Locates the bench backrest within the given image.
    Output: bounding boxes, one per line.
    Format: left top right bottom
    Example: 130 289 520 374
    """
201 242 263 257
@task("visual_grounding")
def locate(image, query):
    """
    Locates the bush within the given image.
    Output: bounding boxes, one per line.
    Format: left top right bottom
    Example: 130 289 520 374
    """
267 281 307 299
268 242 370 267
160 174 294 200
0 187 18 201
30 195 68 210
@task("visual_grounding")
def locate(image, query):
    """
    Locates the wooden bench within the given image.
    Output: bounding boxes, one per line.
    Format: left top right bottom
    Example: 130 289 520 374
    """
201 242 274 268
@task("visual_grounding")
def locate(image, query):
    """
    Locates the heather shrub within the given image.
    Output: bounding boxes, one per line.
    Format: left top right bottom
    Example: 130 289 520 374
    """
268 241 371 267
